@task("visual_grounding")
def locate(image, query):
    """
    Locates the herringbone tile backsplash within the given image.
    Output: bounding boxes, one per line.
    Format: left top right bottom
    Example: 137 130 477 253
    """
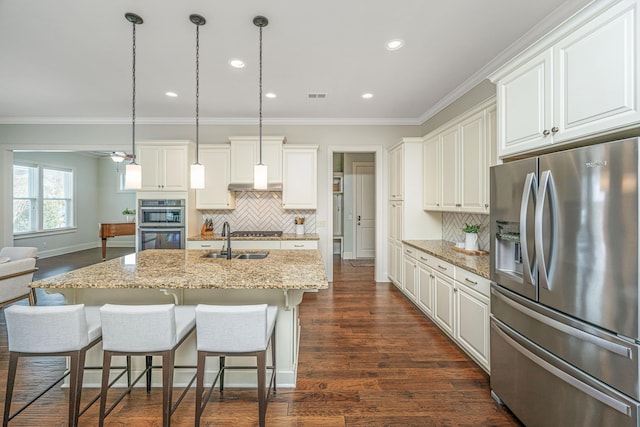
201 192 316 234
443 212 490 250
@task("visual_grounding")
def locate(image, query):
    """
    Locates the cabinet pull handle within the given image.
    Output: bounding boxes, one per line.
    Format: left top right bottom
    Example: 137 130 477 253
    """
455 203 461 207
543 129 550 136
201 244 212 248
464 278 478 286
551 126 559 134
294 244 304 248
437 264 448 270
405 249 413 254
420 256 428 261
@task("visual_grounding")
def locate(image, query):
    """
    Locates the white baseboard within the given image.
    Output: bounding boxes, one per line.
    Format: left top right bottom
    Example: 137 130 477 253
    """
342 251 353 260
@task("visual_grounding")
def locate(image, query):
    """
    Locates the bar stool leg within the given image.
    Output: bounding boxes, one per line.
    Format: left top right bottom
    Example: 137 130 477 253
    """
195 351 207 427
257 351 267 427
219 356 225 394
68 349 86 427
146 355 153 393
99 351 113 427
161 350 174 427
3 352 19 427
272 332 277 394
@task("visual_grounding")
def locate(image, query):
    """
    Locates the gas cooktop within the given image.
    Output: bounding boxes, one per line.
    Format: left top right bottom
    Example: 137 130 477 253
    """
229 231 283 238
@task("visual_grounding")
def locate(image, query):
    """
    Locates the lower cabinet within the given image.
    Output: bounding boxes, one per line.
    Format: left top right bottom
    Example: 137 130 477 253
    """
402 250 418 302
433 271 455 336
401 245 491 372
187 240 319 251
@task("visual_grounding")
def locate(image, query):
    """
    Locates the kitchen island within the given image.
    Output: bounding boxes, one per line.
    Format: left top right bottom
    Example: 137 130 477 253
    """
31 249 328 388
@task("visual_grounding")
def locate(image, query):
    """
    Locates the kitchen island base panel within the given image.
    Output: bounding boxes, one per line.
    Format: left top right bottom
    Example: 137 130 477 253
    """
44 287 304 389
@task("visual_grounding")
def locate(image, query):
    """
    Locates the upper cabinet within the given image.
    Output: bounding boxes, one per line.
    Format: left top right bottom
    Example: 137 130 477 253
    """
423 99 495 214
229 136 284 184
137 141 192 191
282 145 318 210
388 144 404 200
196 145 236 210
491 0 640 158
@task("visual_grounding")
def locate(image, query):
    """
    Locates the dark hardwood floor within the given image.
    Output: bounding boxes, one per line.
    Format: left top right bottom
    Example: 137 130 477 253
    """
0 251 520 426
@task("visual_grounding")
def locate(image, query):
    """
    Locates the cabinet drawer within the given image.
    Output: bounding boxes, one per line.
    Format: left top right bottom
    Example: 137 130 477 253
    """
416 251 436 268
403 245 418 259
432 259 455 279
187 241 220 250
456 268 490 297
281 240 318 250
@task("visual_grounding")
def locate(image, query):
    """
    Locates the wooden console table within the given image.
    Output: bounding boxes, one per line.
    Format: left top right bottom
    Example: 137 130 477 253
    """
99 222 135 260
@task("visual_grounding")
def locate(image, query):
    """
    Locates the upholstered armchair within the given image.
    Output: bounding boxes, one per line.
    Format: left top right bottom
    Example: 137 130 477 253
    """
0 247 38 307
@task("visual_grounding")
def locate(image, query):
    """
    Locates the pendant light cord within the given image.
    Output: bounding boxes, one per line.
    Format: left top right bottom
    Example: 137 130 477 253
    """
258 24 263 165
131 20 137 163
195 23 200 164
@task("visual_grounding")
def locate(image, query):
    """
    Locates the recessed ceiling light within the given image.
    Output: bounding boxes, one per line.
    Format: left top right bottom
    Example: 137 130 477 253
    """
386 39 405 51
265 92 277 99
165 92 178 97
362 93 374 99
229 59 245 68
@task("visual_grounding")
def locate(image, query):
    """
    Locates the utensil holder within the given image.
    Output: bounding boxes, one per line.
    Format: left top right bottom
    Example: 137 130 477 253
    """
296 224 304 235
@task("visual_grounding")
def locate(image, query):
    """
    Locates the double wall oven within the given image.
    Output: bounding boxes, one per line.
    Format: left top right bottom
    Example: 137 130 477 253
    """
138 199 185 250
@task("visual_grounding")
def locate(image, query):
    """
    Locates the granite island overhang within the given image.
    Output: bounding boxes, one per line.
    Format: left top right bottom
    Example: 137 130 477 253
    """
31 249 328 388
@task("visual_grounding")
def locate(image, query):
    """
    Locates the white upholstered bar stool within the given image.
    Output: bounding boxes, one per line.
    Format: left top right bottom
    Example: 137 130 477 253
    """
98 304 196 427
195 304 277 427
3 304 102 427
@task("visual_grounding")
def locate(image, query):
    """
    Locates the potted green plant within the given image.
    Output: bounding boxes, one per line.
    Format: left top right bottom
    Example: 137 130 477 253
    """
462 223 481 251
122 208 136 223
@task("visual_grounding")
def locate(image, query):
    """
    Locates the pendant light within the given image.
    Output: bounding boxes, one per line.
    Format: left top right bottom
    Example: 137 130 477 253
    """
253 16 269 191
124 13 143 190
190 14 206 189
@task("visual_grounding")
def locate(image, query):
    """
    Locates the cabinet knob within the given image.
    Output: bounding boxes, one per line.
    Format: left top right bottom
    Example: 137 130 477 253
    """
543 129 550 136
485 203 489 208
454 288 458 293
551 126 559 134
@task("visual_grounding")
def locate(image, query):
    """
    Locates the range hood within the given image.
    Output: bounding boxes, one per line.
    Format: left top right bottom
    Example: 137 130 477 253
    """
227 183 283 192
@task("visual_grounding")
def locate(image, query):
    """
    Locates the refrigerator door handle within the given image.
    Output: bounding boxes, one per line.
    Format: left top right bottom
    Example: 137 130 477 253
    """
520 172 537 286
492 320 633 417
535 170 559 291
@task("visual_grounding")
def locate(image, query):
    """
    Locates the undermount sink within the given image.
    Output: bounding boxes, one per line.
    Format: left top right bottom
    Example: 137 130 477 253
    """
202 252 268 260
202 253 238 259
235 253 269 259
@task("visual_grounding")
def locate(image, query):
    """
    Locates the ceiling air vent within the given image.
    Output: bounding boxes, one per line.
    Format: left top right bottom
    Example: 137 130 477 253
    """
307 93 327 99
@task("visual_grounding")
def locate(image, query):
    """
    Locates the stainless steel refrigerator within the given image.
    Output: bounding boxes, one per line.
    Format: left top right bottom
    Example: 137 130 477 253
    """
490 137 640 427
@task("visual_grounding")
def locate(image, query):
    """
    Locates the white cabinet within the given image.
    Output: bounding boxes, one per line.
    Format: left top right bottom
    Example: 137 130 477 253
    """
388 144 403 200
229 136 284 184
402 246 418 302
455 282 490 371
282 145 318 209
388 201 403 287
433 270 455 337
137 141 191 191
491 0 640 158
186 241 220 250
422 135 440 210
422 100 493 213
196 146 235 210
417 260 434 318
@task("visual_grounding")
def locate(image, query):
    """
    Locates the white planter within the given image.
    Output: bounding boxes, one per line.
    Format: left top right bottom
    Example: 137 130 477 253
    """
464 233 479 251
125 215 135 223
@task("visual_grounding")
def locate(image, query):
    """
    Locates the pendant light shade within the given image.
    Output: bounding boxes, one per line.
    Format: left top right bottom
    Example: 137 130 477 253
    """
125 163 142 189
190 14 206 189
124 12 143 190
253 16 269 190
254 163 268 190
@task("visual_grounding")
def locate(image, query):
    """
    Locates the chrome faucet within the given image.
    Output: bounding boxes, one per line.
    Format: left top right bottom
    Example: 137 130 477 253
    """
221 221 232 259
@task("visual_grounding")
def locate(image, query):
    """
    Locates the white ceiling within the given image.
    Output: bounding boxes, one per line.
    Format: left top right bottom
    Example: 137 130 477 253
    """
0 0 593 125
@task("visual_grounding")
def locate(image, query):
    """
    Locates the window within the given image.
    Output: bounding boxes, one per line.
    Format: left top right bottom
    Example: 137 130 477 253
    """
13 163 75 234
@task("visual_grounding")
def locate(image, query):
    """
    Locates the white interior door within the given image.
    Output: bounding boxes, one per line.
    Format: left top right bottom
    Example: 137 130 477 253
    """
354 162 375 258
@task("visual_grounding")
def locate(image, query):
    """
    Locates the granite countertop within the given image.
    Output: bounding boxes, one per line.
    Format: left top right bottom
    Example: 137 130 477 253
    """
188 233 320 241
32 249 328 291
402 240 490 279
